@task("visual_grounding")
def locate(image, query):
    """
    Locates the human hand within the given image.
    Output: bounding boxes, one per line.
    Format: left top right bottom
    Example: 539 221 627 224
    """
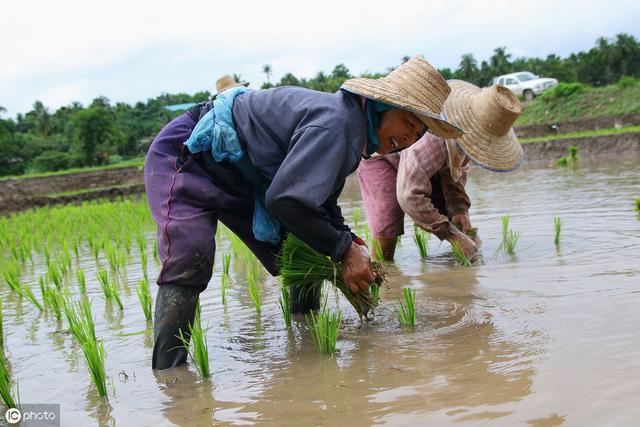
452 213 472 233
448 230 478 260
341 242 374 293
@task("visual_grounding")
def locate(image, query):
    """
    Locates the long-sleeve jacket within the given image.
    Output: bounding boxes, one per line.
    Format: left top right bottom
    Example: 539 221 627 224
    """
394 134 471 240
232 87 366 262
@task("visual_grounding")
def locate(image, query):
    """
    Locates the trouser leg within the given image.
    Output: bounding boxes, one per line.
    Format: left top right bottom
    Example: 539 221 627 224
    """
152 284 203 370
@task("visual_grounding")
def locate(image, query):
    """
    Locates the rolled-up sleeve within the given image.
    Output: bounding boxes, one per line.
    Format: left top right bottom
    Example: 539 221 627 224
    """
396 135 457 241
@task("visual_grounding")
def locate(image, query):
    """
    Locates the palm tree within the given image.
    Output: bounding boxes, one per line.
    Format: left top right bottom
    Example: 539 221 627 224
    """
490 47 512 76
262 64 273 82
32 101 52 136
232 73 243 83
457 53 479 81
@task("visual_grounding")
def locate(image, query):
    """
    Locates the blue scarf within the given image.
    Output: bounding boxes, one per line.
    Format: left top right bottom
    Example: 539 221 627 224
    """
364 99 394 157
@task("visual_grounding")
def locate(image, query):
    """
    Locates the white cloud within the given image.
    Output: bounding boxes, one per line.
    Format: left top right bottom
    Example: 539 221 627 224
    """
1 0 639 115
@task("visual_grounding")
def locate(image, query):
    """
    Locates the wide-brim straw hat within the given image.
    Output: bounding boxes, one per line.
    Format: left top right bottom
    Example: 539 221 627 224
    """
444 80 524 171
340 55 463 139
215 74 250 95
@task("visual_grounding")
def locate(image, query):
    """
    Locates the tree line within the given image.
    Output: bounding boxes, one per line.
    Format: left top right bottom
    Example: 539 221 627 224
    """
0 33 638 177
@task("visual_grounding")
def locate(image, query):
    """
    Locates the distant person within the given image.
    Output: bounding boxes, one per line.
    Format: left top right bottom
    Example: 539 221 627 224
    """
144 55 463 370
211 74 250 99
357 80 524 261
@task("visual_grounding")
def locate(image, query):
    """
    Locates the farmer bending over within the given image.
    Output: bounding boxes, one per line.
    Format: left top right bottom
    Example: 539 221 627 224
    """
144 55 462 370
357 80 523 261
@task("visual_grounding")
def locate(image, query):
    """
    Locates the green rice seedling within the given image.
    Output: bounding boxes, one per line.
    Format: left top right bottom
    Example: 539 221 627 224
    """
568 145 578 161
394 288 416 326
247 269 262 314
353 207 360 230
152 240 160 265
76 270 86 293
81 337 107 397
451 241 472 267
413 224 428 258
370 283 380 304
556 156 568 167
177 302 209 378
220 274 229 305
277 286 292 328
21 285 43 311
40 280 63 320
75 298 97 344
109 277 124 310
222 253 231 276
44 245 51 265
0 299 3 346
0 349 19 409
362 223 371 245
140 246 148 281
554 216 562 246
62 290 86 343
47 262 63 289
97 270 111 299
306 308 342 354
494 215 520 257
105 242 119 272
635 197 640 212
372 239 384 261
136 279 153 321
1 262 22 294
279 234 386 320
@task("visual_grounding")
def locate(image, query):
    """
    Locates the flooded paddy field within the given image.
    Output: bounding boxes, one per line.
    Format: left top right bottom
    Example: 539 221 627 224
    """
1 154 639 426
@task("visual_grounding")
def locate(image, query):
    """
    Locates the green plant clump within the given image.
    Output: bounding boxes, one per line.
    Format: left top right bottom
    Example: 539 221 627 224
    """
394 288 416 326
554 216 562 246
177 302 210 378
495 215 520 257
0 349 19 409
413 225 428 258
451 241 472 267
136 278 153 321
306 309 342 354
277 286 292 329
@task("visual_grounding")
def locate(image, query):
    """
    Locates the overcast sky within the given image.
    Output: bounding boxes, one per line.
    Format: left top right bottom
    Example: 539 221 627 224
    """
1 0 639 117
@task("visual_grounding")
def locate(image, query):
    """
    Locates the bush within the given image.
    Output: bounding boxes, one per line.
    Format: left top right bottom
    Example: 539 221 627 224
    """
542 83 586 101
617 76 637 88
31 150 74 172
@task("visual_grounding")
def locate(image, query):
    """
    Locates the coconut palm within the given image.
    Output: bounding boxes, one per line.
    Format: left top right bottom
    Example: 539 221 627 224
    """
457 53 479 81
262 64 273 82
490 47 512 76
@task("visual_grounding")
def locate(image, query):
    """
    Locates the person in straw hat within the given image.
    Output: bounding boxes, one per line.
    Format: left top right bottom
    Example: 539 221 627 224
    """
144 55 462 370
357 80 523 261
212 74 250 98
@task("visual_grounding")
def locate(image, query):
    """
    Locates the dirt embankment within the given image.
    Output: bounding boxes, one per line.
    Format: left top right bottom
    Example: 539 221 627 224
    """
514 114 640 138
0 167 144 216
1 118 639 216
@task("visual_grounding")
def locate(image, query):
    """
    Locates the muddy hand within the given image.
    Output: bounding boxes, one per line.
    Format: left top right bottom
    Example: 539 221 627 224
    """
449 230 478 260
452 213 472 233
341 242 374 293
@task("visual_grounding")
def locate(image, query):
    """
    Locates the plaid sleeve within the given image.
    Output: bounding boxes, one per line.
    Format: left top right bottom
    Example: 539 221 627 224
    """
396 134 457 240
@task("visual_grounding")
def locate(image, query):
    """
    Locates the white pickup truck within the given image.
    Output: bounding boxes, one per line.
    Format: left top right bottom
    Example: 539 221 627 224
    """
491 71 558 100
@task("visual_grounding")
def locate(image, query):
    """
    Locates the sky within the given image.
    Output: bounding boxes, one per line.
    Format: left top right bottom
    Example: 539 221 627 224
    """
1 0 639 117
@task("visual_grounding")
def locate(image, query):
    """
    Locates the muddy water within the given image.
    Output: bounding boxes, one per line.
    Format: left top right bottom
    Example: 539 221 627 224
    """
4 155 640 426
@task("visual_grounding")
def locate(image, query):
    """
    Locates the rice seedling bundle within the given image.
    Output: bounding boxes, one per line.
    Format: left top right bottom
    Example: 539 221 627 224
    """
247 269 262 314
47 262 63 289
413 224 429 258
554 216 562 246
136 279 153 321
279 234 387 320
177 302 210 378
1 262 22 293
352 207 360 230
0 299 3 346
21 285 43 311
40 279 63 320
81 337 107 397
306 309 342 354
372 239 384 261
635 197 640 212
394 288 416 326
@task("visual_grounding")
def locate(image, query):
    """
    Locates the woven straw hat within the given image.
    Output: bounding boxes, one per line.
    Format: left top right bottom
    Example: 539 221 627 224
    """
444 80 524 171
215 75 249 94
341 55 463 139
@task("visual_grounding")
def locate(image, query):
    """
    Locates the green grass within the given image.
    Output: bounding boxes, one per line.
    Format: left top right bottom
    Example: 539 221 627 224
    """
177 302 210 378
136 278 153 321
0 156 145 182
519 125 640 144
451 241 472 267
413 225 429 258
394 288 416 326
277 286 292 328
494 215 520 257
0 349 19 409
516 83 640 127
554 216 562 246
306 309 342 354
